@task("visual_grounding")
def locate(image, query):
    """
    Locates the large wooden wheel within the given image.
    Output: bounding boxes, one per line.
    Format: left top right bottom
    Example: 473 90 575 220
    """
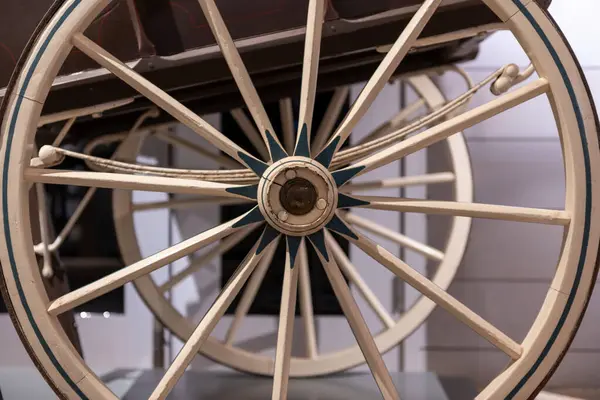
110 75 473 377
1 1 599 399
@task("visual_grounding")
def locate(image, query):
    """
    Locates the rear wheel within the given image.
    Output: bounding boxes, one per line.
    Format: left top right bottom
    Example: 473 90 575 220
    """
112 75 473 377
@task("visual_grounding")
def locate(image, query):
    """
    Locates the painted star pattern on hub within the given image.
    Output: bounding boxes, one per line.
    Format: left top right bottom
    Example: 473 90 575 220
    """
225 124 369 268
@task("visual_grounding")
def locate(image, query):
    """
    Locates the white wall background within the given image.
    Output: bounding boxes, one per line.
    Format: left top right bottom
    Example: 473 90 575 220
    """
0 0 598 396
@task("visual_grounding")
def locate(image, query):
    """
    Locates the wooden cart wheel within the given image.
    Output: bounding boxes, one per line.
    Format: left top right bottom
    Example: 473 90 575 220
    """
111 75 473 377
0 1 599 399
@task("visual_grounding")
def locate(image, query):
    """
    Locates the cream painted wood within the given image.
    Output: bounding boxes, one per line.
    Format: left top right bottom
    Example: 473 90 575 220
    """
356 196 570 226
25 169 251 199
317 232 399 400
346 78 550 179
196 0 285 159
280 98 296 154
114 75 473 377
37 98 134 127
345 213 445 261
51 117 76 146
72 33 254 165
476 1 599 396
535 392 584 400
48 211 259 316
34 183 53 278
356 98 426 145
148 239 274 400
327 234 396 328
1 0 598 399
310 86 350 154
132 196 250 212
153 130 241 169
159 227 255 294
295 0 326 154
343 221 522 360
320 0 442 157
342 173 455 192
33 112 157 256
231 108 270 161
377 22 506 54
272 245 300 400
224 241 278 345
297 242 318 359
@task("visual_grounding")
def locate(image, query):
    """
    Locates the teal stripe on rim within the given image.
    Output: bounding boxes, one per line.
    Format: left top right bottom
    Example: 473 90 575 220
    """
3 1 89 398
506 1 592 398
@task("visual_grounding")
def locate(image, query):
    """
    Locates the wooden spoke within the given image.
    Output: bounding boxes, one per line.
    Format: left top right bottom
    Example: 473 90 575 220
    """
326 232 395 328
295 0 326 155
280 98 296 154
159 227 255 294
231 108 270 161
343 224 522 360
149 238 273 400
153 131 241 169
311 86 350 154
34 116 161 254
345 78 550 179
132 196 251 212
352 196 570 226
319 0 442 159
356 98 426 145
224 240 278 345
272 244 300 400
342 172 455 193
298 241 318 359
345 213 444 261
72 34 254 165
47 212 260 316
313 240 399 400
197 0 285 159
25 169 255 200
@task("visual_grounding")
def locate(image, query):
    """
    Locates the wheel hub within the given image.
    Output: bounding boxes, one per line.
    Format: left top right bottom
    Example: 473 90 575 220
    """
279 177 318 216
257 157 337 236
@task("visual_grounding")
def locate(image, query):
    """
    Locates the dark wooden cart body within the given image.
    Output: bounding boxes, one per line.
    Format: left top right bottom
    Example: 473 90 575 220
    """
1 0 530 121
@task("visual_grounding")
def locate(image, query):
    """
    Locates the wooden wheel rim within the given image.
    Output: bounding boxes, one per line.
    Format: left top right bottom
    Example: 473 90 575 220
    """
113 75 473 377
0 1 597 399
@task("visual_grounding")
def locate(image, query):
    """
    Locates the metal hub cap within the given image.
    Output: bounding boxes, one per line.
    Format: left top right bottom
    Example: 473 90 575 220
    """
279 177 318 216
257 157 337 236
